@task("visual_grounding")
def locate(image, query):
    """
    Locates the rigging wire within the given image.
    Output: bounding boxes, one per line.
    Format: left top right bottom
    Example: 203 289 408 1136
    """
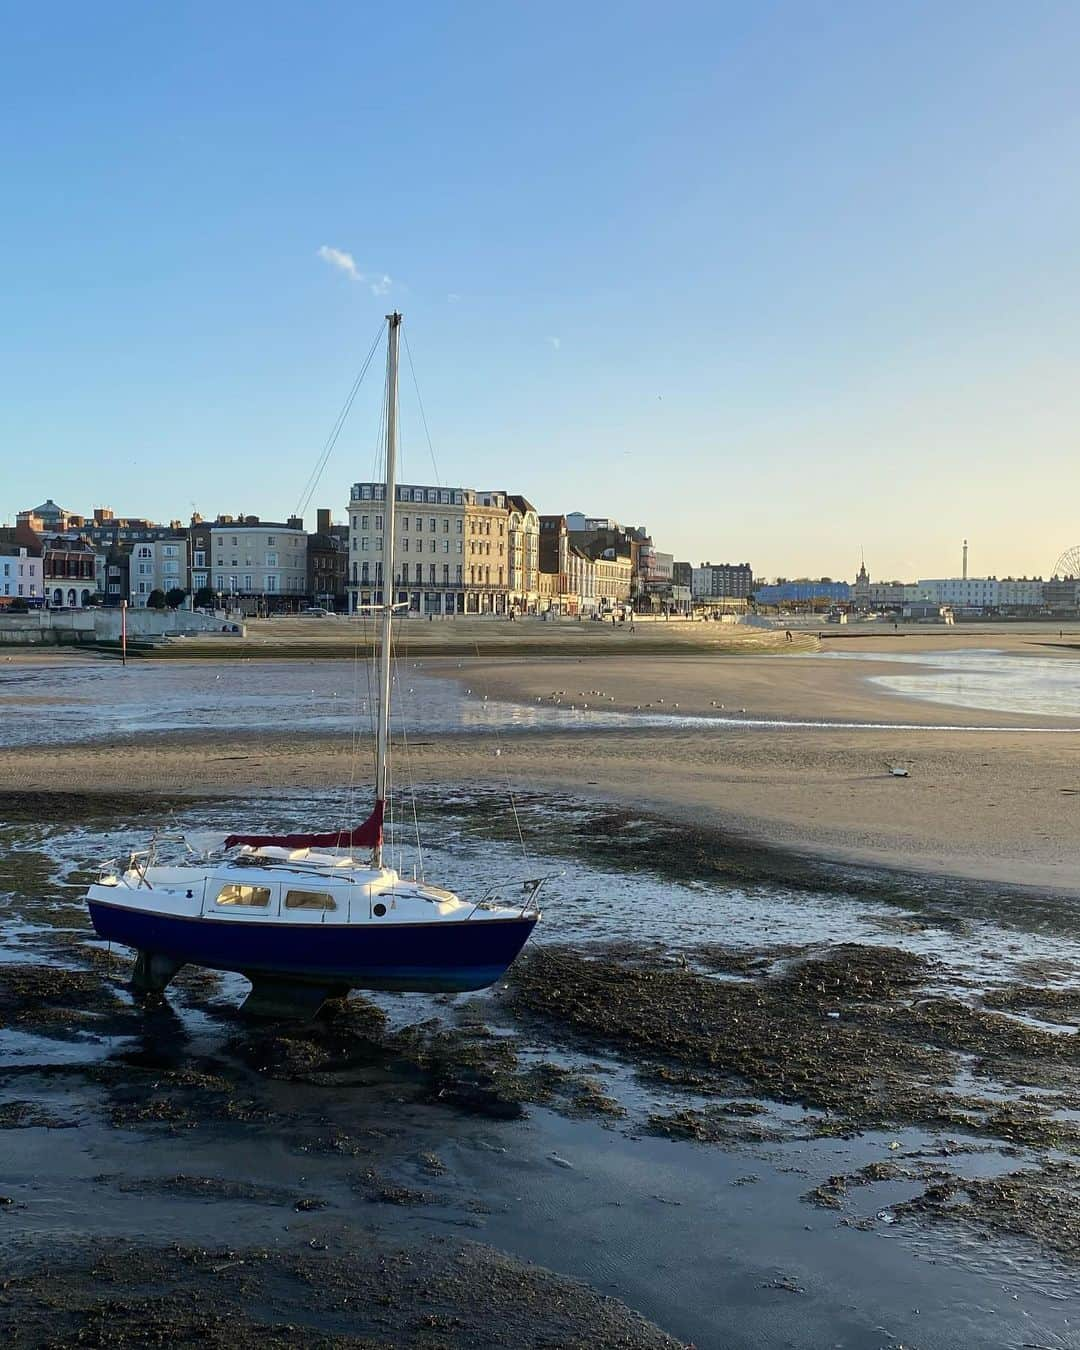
390 639 426 882
472 639 530 863
294 319 386 520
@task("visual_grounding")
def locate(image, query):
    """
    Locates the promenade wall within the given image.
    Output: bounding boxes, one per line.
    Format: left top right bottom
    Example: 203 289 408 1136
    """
0 610 242 645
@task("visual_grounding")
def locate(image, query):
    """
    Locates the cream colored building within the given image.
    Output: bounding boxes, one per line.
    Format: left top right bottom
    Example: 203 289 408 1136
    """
200 518 308 609
347 480 544 616
594 552 633 608
348 481 466 615
462 489 509 614
506 494 540 612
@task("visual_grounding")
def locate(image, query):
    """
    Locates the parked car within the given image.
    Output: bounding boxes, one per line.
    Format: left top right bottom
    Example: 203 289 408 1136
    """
301 607 331 617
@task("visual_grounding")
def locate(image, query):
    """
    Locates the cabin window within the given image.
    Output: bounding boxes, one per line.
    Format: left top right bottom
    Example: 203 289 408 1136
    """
284 889 337 911
216 884 272 907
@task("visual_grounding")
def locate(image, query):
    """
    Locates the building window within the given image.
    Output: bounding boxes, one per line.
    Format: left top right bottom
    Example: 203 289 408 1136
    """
267 536 275 545
361 537 369 552
266 575 278 592
375 515 383 531
415 516 422 531
443 540 450 553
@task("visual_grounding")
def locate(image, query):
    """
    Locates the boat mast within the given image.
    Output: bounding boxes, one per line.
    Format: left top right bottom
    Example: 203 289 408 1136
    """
374 312 401 868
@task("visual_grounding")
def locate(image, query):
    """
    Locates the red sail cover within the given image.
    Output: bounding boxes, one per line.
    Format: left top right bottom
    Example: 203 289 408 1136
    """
224 800 384 852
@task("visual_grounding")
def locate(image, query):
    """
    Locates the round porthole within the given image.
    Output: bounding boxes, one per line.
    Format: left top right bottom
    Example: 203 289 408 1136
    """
373 902 387 917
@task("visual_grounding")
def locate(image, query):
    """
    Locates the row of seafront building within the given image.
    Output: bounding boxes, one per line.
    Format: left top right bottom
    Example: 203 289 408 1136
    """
754 560 1080 616
0 491 699 618
344 485 660 616
6 497 1075 621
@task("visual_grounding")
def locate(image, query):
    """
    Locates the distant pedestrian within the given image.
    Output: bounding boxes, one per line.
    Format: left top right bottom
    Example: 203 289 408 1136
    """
785 629 792 642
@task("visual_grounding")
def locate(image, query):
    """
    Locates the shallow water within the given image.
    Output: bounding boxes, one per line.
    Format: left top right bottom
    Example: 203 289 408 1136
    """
824 646 1080 718
4 654 1080 748
3 788 1080 1347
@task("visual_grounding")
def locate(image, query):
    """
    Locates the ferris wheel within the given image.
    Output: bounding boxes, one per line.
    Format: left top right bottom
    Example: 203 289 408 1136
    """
1053 545 1080 578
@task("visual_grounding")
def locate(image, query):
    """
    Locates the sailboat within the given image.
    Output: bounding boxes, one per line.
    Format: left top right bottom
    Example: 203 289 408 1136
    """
84 313 541 1016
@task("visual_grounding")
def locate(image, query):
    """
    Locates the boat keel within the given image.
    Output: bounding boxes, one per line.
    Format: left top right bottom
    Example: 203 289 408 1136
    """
241 975 350 1020
131 950 186 996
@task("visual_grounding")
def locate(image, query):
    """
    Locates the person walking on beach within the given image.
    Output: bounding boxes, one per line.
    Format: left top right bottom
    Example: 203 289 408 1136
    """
785 629 792 643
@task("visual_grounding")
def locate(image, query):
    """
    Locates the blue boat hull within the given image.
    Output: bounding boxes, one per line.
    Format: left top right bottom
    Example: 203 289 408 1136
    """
88 899 538 994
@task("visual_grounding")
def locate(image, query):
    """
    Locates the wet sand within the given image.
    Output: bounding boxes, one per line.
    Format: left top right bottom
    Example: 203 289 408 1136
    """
4 640 1080 892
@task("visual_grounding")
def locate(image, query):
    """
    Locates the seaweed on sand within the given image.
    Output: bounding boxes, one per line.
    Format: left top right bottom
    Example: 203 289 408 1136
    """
508 943 1080 1150
0 1237 685 1349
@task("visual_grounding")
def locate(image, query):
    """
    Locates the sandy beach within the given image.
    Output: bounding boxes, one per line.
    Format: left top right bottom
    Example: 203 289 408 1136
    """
4 627 1080 893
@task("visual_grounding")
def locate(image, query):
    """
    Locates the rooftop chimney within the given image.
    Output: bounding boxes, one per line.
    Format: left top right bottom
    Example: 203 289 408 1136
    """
962 539 968 580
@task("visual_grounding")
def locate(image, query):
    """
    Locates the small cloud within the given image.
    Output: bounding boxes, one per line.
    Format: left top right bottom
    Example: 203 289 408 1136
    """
317 246 393 296
317 244 360 281
547 336 561 350
447 292 461 304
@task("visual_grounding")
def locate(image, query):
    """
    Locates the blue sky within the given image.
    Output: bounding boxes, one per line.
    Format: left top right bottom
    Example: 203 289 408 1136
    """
2 1 1078 579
